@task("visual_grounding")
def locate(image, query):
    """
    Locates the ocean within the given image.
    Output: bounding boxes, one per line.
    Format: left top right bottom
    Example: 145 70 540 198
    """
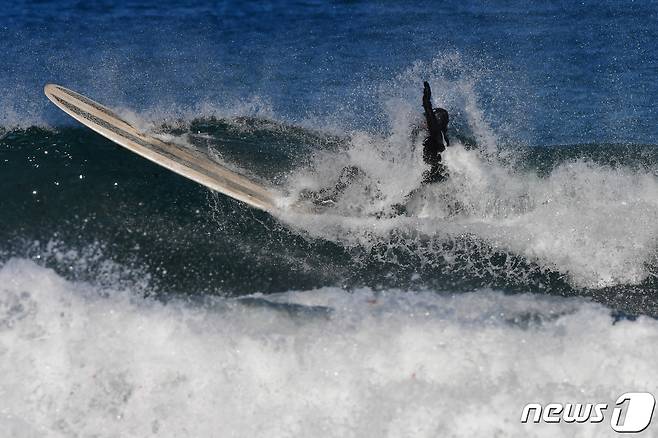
1 1 658 436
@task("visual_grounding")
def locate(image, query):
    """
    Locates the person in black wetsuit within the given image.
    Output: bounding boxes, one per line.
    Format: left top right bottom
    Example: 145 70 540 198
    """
421 81 450 183
300 81 450 208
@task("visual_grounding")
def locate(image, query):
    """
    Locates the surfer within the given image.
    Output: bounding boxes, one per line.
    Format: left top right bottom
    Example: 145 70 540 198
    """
300 81 450 207
421 81 450 183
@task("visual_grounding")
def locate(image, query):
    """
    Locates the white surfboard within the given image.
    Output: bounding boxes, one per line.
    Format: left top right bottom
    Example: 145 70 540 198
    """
44 84 280 213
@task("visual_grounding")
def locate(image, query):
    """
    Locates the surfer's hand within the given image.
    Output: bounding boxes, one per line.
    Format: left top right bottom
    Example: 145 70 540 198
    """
423 81 433 114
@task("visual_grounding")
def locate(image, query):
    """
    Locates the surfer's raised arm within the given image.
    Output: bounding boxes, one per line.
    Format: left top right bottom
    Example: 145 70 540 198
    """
421 81 450 184
422 81 437 134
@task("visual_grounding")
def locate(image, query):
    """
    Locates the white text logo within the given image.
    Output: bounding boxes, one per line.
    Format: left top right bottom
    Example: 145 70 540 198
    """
521 392 655 433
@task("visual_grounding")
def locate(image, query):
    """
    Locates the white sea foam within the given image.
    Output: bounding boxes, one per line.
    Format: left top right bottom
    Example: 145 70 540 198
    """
282 142 658 288
0 258 656 437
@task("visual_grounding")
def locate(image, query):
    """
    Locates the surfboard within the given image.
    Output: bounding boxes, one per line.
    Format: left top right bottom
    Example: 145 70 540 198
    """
44 84 280 213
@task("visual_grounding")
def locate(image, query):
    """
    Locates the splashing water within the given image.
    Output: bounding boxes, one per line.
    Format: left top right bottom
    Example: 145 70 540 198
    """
277 59 658 290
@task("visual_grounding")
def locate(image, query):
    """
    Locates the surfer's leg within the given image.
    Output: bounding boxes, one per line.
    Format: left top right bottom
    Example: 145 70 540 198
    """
422 162 448 184
299 165 364 206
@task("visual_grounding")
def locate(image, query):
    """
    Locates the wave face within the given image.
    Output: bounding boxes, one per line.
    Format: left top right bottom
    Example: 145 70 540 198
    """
4 120 658 315
3 0 658 436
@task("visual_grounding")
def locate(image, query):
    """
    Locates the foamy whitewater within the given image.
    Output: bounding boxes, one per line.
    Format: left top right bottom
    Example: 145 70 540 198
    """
2 258 657 438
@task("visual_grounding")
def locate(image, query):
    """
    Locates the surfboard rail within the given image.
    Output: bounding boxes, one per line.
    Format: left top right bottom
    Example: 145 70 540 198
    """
44 84 280 213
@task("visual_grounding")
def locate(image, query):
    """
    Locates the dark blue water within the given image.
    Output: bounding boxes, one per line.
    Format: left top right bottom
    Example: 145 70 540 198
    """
3 0 657 145
2 3 658 436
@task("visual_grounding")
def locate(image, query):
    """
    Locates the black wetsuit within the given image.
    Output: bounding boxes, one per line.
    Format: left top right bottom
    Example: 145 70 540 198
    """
422 81 449 183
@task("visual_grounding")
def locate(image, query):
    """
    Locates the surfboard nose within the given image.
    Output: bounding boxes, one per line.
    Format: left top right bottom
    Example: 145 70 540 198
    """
44 83 59 97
